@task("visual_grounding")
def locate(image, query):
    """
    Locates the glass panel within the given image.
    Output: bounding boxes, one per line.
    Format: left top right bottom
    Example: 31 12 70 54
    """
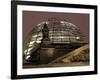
70 36 77 42
52 38 61 43
62 36 70 42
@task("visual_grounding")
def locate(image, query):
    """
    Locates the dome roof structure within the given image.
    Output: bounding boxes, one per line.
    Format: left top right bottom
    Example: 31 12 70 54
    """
28 20 84 44
23 19 85 62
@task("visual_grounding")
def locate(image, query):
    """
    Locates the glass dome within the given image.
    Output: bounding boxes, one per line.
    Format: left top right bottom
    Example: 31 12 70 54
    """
23 19 84 62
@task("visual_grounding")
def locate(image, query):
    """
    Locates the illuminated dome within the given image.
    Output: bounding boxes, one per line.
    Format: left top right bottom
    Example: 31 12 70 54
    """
28 20 84 44
23 19 84 62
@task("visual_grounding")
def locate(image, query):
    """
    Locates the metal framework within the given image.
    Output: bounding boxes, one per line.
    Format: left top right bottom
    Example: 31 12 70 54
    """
23 19 85 62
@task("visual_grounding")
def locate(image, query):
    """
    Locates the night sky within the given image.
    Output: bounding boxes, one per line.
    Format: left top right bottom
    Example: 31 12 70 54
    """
23 11 89 43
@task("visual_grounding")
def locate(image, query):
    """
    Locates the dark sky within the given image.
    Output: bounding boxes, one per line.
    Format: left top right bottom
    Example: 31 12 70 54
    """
23 11 89 43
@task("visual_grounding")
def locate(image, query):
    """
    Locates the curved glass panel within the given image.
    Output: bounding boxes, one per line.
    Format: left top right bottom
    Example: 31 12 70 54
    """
23 20 84 63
